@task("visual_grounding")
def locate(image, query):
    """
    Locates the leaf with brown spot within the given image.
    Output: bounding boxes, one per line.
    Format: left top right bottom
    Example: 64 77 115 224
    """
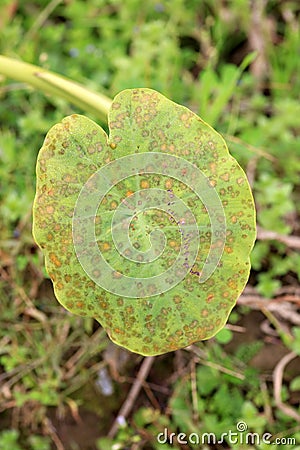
33 88 256 356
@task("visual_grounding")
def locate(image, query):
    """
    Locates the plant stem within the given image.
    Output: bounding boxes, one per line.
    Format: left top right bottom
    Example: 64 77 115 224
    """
0 55 112 122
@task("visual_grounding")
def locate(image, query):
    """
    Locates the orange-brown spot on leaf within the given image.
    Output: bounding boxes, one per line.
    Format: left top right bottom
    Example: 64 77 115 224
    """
49 252 61 267
165 179 173 189
175 329 183 336
209 162 217 174
76 301 84 309
113 271 123 279
220 173 230 182
47 188 55 196
112 102 121 110
62 140 69 148
100 301 108 309
180 113 192 127
114 328 125 335
63 174 74 183
140 179 149 189
146 322 154 332
101 242 111 251
227 279 238 290
201 308 209 317
46 205 54 214
206 293 214 303
66 301 74 309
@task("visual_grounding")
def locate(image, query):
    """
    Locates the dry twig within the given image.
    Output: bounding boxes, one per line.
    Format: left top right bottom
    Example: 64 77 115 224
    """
190 358 199 422
43 417 65 450
186 346 245 380
224 134 276 161
108 356 155 438
249 0 269 81
257 226 300 250
238 291 300 312
260 379 274 424
273 352 300 422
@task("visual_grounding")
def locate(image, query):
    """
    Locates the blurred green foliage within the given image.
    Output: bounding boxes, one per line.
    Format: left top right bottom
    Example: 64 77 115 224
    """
0 0 300 448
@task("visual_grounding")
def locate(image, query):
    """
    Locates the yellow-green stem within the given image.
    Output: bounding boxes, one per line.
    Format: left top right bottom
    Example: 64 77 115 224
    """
0 55 112 122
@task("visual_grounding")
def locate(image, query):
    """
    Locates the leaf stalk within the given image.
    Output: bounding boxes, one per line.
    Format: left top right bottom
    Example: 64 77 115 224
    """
0 55 112 121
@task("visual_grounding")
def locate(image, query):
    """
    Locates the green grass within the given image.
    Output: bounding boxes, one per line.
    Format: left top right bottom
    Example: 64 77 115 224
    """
0 0 300 449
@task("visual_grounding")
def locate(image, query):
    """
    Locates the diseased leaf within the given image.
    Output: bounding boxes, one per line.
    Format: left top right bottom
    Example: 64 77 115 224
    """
32 88 256 356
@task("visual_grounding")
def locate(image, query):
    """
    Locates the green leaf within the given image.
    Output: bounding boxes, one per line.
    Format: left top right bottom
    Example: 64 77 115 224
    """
32 88 256 356
0 430 22 450
290 376 300 392
214 327 233 344
28 435 51 450
256 272 281 298
290 327 300 356
196 366 220 396
240 400 267 431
